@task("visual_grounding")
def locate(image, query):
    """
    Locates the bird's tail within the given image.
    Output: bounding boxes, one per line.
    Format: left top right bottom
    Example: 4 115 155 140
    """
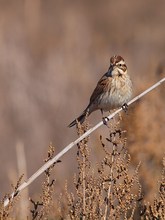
68 107 89 127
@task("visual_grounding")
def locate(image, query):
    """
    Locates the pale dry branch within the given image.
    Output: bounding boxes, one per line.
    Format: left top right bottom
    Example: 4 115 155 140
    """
103 140 116 220
16 141 29 219
4 77 165 207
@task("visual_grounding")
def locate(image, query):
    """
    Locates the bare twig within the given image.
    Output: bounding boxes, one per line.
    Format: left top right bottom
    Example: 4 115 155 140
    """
82 149 86 220
16 141 29 219
4 77 165 207
103 140 116 220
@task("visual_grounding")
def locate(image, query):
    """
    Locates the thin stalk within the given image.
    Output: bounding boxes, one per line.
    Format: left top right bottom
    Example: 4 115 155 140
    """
4 77 165 207
82 149 86 220
103 141 116 220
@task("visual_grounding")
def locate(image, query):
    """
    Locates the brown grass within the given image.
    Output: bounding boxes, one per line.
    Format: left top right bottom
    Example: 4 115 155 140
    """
1 117 164 219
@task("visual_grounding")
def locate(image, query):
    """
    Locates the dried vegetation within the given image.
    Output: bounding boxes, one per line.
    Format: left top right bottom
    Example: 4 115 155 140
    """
1 117 164 219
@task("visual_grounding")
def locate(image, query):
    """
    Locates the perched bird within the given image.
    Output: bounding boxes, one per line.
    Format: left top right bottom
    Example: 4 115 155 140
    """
68 55 132 127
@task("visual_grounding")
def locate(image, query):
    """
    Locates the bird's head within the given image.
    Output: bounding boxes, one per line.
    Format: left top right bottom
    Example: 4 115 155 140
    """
109 55 127 77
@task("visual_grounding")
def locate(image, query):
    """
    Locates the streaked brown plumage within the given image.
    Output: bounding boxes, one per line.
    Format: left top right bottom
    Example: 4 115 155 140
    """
68 55 132 127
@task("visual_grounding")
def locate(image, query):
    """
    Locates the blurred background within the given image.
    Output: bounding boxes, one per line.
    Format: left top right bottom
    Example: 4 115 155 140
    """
0 0 164 206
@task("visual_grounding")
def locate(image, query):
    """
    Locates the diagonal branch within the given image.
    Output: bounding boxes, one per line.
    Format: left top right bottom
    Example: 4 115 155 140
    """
4 77 165 207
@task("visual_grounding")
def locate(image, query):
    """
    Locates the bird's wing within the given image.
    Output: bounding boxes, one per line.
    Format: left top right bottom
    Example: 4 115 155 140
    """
89 71 112 104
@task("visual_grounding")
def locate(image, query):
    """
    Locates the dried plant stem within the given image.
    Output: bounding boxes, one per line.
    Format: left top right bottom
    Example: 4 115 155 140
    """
4 77 165 207
16 141 29 219
82 151 86 220
103 142 116 220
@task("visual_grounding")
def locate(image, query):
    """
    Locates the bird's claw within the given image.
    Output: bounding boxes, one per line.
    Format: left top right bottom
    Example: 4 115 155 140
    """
122 103 128 113
102 117 109 126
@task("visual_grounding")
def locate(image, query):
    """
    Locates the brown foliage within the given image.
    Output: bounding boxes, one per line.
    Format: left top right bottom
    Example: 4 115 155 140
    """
1 118 165 219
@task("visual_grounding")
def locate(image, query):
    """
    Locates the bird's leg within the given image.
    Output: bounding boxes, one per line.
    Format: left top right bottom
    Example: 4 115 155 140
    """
122 103 128 113
101 109 109 126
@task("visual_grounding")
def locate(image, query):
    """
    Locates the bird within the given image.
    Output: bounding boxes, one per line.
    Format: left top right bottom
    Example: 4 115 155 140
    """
68 55 132 127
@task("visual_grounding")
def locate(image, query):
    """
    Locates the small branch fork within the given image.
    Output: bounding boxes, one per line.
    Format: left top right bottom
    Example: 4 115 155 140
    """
4 77 165 207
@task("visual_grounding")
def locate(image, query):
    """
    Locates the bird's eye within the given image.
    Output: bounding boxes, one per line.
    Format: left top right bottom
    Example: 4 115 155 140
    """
118 64 122 67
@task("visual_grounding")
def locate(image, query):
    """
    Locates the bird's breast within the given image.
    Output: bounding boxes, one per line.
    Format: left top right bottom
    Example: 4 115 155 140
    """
99 75 132 111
